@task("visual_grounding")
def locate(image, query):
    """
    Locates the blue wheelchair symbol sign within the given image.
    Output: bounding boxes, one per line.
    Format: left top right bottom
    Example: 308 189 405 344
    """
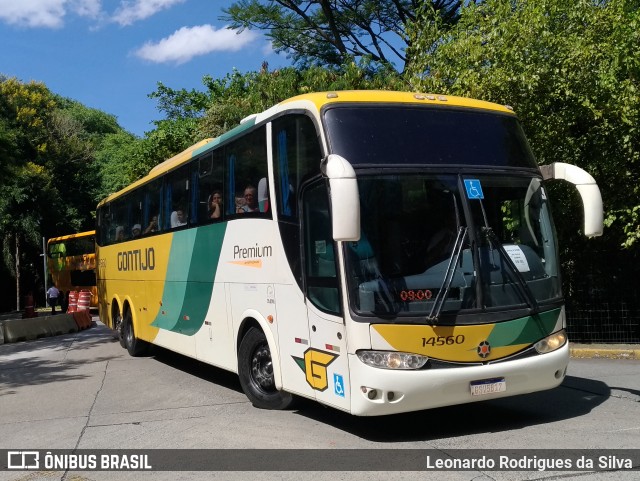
334 373 345 397
464 179 484 200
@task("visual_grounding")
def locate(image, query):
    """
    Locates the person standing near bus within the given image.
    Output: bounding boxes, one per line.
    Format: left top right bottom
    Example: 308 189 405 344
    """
46 284 60 315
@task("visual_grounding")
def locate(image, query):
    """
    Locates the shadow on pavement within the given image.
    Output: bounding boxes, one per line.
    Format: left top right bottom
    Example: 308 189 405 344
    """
292 376 610 442
0 323 121 391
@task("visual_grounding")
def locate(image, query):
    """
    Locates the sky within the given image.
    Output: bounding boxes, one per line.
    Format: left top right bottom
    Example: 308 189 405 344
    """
0 0 290 137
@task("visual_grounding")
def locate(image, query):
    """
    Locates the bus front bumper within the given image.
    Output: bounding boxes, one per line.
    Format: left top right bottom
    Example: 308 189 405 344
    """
347 343 569 416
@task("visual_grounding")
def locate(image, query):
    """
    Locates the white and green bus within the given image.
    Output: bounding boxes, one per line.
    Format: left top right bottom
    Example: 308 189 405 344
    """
96 91 603 416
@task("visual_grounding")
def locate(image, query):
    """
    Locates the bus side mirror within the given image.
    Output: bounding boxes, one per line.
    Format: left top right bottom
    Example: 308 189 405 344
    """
322 154 361 241
540 162 603 237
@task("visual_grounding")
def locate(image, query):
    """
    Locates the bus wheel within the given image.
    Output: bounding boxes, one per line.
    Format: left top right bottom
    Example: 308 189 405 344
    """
238 327 294 410
123 308 148 357
112 305 125 348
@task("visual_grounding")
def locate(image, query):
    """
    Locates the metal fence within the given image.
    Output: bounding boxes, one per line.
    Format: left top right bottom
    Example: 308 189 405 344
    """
566 288 640 344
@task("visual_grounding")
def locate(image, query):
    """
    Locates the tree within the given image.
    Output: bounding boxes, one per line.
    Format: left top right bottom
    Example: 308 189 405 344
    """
93 131 141 200
0 77 130 311
222 0 465 72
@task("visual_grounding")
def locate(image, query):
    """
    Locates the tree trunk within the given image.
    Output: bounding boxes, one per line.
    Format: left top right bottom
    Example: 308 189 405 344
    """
15 234 20 311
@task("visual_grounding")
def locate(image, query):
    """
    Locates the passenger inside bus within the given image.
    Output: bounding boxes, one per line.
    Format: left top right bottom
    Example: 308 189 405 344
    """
171 208 187 227
208 191 223 219
144 216 159 234
131 224 142 238
237 185 259 213
115 226 125 242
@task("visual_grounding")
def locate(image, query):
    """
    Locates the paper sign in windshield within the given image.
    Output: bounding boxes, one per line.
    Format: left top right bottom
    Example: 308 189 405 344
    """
504 245 530 272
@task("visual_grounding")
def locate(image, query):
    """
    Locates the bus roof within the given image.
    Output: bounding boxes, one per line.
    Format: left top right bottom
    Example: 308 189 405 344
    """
277 90 515 115
97 90 515 206
48 230 96 244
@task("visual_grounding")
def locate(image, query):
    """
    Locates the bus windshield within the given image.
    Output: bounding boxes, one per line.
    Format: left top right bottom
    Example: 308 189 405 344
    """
344 174 560 319
323 105 538 169
48 236 96 259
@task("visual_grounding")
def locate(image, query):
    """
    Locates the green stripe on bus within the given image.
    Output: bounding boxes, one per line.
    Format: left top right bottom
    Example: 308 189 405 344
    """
487 308 561 347
151 223 227 335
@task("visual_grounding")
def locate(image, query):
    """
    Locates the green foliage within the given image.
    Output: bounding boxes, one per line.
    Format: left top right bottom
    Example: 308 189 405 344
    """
148 83 210 120
93 131 140 199
93 116 201 200
133 117 201 179
54 96 121 143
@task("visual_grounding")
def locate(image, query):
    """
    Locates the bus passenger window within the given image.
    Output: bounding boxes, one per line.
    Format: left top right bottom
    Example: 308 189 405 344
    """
226 126 268 217
165 165 189 229
143 178 162 235
273 115 321 221
195 150 224 223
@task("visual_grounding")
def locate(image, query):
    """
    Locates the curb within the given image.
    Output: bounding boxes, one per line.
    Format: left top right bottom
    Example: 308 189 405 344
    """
569 343 640 360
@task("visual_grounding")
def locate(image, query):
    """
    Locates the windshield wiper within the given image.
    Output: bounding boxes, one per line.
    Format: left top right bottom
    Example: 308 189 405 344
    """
482 227 539 314
427 226 468 323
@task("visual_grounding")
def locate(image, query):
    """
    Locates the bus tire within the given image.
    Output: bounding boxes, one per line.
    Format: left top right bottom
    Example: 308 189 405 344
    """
238 327 295 410
123 308 148 357
112 304 125 348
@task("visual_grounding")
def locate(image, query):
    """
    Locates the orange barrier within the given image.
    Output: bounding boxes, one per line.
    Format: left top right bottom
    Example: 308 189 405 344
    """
67 291 78 313
72 310 92 330
22 293 38 319
77 290 91 311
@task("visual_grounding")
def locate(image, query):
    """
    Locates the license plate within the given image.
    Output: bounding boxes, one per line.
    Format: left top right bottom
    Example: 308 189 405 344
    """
470 377 506 396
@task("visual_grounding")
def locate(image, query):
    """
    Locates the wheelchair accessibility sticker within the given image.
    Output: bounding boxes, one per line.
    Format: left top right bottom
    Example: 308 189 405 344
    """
464 179 484 200
334 373 345 397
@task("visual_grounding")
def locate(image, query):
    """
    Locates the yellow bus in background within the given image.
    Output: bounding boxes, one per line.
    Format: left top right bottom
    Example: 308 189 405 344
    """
47 230 98 308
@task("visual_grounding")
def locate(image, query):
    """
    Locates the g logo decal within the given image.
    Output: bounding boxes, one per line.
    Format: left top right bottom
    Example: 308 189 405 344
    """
293 348 338 391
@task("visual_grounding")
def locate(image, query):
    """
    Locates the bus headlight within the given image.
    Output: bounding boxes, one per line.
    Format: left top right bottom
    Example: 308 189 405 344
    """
357 350 429 370
534 329 567 354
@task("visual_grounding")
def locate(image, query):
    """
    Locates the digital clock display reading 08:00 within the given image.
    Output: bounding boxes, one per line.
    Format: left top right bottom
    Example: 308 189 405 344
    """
399 289 433 302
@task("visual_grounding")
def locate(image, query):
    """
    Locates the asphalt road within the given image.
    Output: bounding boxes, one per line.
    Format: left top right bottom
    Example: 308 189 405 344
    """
1 317 639 481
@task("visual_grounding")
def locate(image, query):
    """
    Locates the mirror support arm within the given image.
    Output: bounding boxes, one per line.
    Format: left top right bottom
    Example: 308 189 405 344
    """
540 162 603 238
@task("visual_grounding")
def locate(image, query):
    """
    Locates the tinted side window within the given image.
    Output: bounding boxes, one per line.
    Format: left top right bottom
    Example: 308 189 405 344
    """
142 178 162 235
195 150 224 224
97 206 110 246
111 197 130 243
226 127 269 216
273 115 322 221
164 165 190 229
